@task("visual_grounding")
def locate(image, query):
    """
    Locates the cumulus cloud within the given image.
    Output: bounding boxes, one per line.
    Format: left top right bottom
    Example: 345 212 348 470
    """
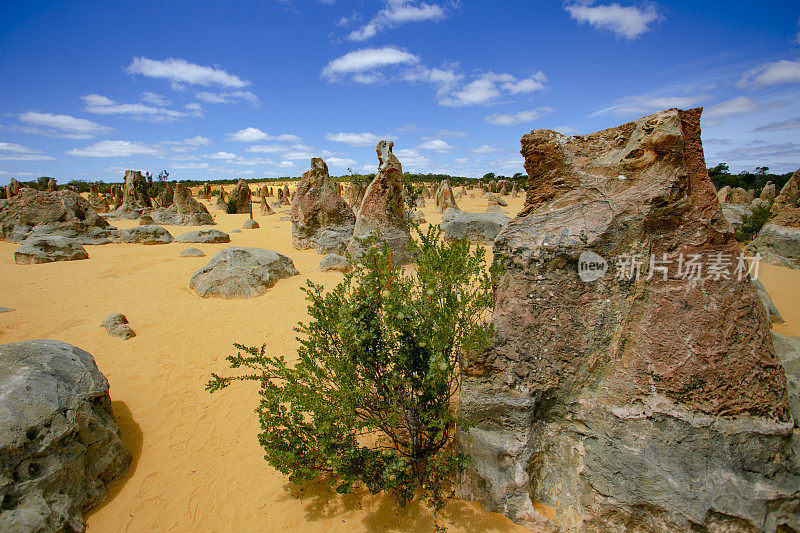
565 2 661 39
485 107 555 126
82 94 202 122
326 157 357 167
394 148 430 166
18 111 113 139
417 138 453 152
737 58 800 87
439 71 547 107
704 96 789 118
470 145 500 154
322 47 419 81
325 132 381 146
140 92 172 106
66 140 160 158
348 1 448 42
755 116 800 133
226 127 299 142
0 142 54 161
127 57 250 88
196 90 260 107
204 151 238 159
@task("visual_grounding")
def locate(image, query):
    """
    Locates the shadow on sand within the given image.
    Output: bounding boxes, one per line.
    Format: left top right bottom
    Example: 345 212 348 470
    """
85 401 143 517
281 477 521 532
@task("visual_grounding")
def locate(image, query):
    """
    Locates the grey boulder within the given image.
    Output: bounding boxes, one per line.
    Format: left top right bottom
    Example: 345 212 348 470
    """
319 253 351 272
14 236 89 264
242 219 259 229
100 313 135 340
746 224 800 268
0 340 131 532
189 247 299 298
179 247 205 257
440 209 509 244
174 229 230 244
119 225 174 245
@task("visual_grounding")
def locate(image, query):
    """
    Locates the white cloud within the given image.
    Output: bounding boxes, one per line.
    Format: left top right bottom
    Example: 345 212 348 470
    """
226 128 299 142
196 90 260 107
589 94 706 118
565 2 661 39
140 92 172 106
18 111 113 139
470 144 500 154
204 151 238 159
348 1 448 42
0 142 54 161
163 136 212 152
394 148 430 166
127 57 250 88
66 140 160 158
705 96 788 118
326 157 357 167
169 162 209 170
755 116 800 133
417 138 453 152
322 47 419 81
279 161 294 167
737 58 800 87
438 71 547 107
437 129 466 138
485 107 555 126
82 94 201 122
325 132 381 146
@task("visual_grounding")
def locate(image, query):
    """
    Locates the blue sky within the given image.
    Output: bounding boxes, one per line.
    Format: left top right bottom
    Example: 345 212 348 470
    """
0 0 799 185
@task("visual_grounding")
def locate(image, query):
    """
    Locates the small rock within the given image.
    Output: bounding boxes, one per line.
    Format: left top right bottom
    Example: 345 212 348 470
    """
243 219 260 229
180 247 205 257
14 236 89 264
119 225 174 245
189 247 299 298
138 214 155 225
101 313 136 340
175 229 230 243
319 253 352 272
230 229 242 233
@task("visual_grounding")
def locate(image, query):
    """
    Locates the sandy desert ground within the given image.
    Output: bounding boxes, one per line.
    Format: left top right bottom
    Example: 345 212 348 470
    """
0 190 536 532
0 189 797 532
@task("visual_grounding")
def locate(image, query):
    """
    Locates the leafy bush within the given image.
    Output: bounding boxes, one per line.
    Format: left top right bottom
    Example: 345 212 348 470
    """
735 201 773 242
207 227 498 523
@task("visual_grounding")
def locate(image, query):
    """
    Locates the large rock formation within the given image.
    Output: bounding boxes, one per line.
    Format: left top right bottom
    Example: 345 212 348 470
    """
457 108 800 531
772 169 799 216
291 158 355 254
112 170 151 219
14 236 89 264
88 183 109 213
434 180 459 213
189 247 298 298
0 188 113 244
151 184 215 226
0 340 131 532
46 178 57 192
440 210 509 244
227 180 252 214
347 141 412 264
6 178 20 197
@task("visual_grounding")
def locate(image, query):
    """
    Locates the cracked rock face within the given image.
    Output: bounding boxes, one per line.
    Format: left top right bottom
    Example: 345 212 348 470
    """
347 141 412 264
457 108 800 531
291 158 355 255
0 340 131 532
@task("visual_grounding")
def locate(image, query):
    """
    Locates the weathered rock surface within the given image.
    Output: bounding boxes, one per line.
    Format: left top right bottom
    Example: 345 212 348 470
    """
112 170 151 219
14 236 89 264
761 181 777 200
729 186 750 204
260 196 273 215
440 209 509 244
189 247 298 298
746 223 800 268
0 340 131 532
753 278 784 324
458 108 800 531
119 225 174 245
150 184 214 226
291 158 355 255
175 229 230 243
101 313 135 340
179 247 205 257
773 169 799 216
347 141 412 264
720 202 753 230
138 214 155 226
318 253 351 272
227 180 252 214
434 180 459 213
215 187 226 210
242 219 259 229
0 189 113 244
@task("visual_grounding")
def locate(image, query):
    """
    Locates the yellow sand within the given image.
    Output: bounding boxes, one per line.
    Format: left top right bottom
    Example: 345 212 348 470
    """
2 187 798 532
0 189 529 532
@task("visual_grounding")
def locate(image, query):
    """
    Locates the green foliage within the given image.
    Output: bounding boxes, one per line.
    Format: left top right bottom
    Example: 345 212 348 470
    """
36 176 52 189
482 172 495 180
403 181 422 212
207 227 498 520
735 201 773 242
224 196 239 214
708 162 792 197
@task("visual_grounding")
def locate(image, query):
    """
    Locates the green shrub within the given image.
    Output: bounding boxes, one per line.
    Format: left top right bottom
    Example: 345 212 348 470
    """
735 201 773 242
207 227 498 525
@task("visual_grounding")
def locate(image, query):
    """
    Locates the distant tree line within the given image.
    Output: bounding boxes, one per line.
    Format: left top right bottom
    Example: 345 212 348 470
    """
707 163 793 196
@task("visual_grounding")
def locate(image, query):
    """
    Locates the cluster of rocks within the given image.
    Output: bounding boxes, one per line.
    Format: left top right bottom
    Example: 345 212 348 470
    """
150 184 214 226
745 170 800 268
291 158 355 254
457 108 800 531
0 340 131 531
